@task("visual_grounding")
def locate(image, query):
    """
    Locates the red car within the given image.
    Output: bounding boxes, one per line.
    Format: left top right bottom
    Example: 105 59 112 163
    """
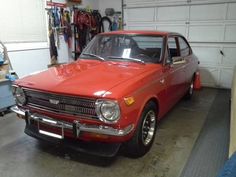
11 31 198 157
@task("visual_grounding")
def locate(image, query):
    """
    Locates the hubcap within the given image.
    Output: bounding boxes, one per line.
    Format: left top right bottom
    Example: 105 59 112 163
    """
142 110 156 146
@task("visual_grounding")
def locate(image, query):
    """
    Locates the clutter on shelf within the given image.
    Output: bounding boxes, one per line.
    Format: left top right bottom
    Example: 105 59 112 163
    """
0 45 4 65
0 41 17 82
72 7 102 59
102 8 122 32
0 41 16 114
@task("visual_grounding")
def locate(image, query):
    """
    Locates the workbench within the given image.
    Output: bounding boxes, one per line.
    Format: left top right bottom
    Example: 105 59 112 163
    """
0 79 15 114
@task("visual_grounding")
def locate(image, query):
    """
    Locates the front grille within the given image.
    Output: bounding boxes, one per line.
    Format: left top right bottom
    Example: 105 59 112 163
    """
24 89 98 119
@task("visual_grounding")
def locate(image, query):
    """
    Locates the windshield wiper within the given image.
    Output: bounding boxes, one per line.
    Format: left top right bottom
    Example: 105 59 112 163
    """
82 53 105 61
107 56 145 64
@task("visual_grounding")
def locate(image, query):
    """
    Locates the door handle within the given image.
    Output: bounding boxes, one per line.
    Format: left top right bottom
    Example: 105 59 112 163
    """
160 79 165 84
220 50 224 56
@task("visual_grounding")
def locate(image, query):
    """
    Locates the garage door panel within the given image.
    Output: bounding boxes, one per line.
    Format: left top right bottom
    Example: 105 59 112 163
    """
124 0 154 3
199 67 219 87
157 6 188 21
192 46 222 66
156 25 187 36
127 8 155 22
224 24 236 42
188 25 224 42
190 4 226 21
127 25 156 30
219 68 234 88
227 3 236 20
222 47 236 66
124 1 236 88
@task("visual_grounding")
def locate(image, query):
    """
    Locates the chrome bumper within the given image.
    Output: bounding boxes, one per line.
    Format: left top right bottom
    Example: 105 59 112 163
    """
11 106 134 137
11 106 26 116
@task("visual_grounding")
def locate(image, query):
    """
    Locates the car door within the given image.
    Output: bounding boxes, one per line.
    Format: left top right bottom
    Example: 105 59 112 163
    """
177 36 194 90
163 36 186 108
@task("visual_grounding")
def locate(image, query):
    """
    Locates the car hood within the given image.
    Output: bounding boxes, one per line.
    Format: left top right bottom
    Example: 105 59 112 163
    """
16 59 160 97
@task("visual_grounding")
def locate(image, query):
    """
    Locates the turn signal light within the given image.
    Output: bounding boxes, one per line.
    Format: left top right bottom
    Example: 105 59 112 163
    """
124 97 135 106
87 132 109 139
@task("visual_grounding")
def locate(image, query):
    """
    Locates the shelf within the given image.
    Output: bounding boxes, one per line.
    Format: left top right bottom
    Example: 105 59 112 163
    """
0 79 8 83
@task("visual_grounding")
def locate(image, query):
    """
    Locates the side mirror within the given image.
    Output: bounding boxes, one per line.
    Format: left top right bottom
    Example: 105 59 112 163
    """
172 56 186 65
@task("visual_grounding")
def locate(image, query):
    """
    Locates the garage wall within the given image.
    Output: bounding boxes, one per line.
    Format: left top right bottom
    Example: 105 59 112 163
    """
6 43 50 78
0 0 47 43
98 0 122 16
5 0 100 78
123 0 236 88
55 0 99 8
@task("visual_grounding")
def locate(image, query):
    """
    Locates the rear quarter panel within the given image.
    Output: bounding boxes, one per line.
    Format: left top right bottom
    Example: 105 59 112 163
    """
185 53 199 83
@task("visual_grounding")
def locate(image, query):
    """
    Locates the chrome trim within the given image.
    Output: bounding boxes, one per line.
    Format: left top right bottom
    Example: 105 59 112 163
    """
95 99 121 124
30 113 134 137
39 130 63 139
23 89 98 119
11 106 134 137
27 104 98 120
10 106 26 116
31 114 72 129
12 86 27 107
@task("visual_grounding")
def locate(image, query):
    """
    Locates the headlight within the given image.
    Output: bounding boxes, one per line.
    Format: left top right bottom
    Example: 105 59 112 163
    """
12 86 26 106
95 99 120 124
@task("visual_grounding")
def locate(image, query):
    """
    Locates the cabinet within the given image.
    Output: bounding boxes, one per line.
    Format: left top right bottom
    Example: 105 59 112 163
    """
0 80 15 112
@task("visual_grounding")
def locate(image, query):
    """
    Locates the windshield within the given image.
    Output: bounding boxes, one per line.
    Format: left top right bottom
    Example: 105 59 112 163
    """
80 34 164 64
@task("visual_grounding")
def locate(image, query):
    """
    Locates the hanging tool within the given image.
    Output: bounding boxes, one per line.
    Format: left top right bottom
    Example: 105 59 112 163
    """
47 8 58 64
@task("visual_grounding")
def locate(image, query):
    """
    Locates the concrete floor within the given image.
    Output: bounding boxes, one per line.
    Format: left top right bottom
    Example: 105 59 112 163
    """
0 88 218 177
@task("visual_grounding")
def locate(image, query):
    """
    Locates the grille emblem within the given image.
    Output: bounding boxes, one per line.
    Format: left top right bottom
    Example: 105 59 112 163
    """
49 99 60 105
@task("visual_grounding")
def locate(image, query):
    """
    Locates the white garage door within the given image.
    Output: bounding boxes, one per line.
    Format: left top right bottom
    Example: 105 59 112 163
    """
123 0 236 88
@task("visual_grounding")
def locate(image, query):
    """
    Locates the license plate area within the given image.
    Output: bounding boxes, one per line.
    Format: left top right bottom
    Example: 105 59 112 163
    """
38 129 63 139
36 116 65 140
26 113 80 139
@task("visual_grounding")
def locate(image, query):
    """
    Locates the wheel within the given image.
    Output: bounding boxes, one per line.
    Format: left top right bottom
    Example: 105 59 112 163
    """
124 101 157 158
185 78 194 99
0 111 4 116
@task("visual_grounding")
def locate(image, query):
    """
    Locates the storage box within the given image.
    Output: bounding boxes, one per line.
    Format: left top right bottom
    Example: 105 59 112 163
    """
0 64 9 80
0 80 15 111
0 53 4 65
0 64 9 72
0 70 7 80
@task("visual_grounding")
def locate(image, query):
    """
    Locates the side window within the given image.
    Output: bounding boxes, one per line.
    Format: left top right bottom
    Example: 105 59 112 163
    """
167 37 180 63
131 36 164 63
178 37 190 57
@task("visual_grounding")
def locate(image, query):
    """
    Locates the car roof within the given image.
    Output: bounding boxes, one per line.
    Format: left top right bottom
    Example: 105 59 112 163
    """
101 30 181 37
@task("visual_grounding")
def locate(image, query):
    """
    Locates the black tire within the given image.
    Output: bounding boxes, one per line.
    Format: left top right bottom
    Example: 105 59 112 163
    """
124 101 158 158
185 77 194 99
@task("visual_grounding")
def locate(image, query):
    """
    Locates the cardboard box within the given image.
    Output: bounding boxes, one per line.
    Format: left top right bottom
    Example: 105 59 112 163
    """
0 64 9 80
0 70 7 80
0 64 9 72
